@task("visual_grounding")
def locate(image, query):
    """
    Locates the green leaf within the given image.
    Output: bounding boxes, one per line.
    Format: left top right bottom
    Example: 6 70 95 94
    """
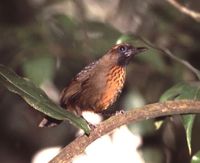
160 82 200 155
191 151 200 163
160 82 200 102
22 56 55 85
0 64 90 134
182 114 195 155
116 35 132 44
160 82 185 102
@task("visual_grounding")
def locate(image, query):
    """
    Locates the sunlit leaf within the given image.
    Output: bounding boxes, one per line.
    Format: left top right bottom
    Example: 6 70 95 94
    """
182 114 195 155
116 35 132 44
0 64 90 134
191 151 200 163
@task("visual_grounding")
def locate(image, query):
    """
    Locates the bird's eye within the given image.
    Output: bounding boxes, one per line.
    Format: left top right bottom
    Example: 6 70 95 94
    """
119 45 128 53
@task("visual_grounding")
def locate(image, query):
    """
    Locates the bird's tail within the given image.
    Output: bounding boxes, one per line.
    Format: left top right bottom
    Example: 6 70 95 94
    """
38 117 61 128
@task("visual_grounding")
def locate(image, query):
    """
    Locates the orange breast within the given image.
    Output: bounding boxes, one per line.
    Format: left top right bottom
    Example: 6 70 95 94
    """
96 65 126 112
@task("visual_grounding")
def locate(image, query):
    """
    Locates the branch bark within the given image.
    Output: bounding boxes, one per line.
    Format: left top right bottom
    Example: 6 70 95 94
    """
137 36 200 80
50 100 200 163
167 0 200 22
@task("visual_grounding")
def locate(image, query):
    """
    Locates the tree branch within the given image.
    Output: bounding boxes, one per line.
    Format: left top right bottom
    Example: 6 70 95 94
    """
167 0 200 22
50 100 200 163
136 36 200 80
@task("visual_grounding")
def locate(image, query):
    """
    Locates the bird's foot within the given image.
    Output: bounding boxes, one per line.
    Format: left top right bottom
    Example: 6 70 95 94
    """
115 109 125 115
88 123 97 130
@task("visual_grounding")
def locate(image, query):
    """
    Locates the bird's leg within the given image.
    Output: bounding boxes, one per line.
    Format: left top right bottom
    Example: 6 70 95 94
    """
87 122 96 130
80 115 96 130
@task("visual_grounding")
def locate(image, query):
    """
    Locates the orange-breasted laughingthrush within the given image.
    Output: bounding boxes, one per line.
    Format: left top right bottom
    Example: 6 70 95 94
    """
39 43 147 127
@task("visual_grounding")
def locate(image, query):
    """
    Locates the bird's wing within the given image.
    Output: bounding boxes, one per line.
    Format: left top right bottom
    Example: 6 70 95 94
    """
60 61 98 107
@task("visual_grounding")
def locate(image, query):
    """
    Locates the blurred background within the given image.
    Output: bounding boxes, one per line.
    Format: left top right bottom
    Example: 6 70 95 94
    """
0 0 200 162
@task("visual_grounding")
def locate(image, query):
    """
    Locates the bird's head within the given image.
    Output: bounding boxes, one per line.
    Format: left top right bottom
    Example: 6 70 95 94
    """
106 43 147 66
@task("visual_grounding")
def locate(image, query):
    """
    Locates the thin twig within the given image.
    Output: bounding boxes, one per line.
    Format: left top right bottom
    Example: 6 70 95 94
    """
138 37 200 80
167 0 200 22
50 100 200 163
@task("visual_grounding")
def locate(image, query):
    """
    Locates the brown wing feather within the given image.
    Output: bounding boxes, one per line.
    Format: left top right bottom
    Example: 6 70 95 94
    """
60 61 98 108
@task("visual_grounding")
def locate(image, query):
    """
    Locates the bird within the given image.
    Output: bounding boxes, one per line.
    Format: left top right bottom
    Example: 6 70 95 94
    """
39 43 147 127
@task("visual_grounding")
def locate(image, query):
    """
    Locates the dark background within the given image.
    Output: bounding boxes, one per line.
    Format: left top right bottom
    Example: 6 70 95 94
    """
0 0 200 162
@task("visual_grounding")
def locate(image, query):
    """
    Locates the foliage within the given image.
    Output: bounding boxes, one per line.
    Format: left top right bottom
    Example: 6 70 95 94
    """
1 0 200 162
160 82 200 156
0 65 90 134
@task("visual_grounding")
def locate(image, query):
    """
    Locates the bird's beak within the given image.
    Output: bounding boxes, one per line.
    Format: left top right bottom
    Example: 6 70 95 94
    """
135 47 148 54
125 46 147 57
